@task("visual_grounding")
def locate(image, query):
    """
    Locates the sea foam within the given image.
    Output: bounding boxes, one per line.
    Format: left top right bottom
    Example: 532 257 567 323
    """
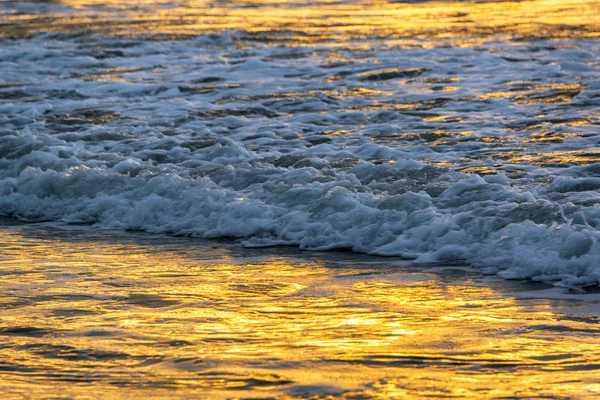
1 33 599 287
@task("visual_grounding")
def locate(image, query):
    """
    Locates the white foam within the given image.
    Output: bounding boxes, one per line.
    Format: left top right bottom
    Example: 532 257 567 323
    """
0 33 599 287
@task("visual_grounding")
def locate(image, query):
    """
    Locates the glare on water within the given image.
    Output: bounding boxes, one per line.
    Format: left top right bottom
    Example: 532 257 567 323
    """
2 0 600 43
0 226 599 398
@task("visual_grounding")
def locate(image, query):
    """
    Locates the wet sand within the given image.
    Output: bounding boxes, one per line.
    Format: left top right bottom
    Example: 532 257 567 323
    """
1 220 599 399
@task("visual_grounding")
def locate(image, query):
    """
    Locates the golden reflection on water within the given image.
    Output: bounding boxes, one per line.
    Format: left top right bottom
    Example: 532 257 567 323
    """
2 0 600 43
480 83 583 104
504 149 600 166
1 226 600 398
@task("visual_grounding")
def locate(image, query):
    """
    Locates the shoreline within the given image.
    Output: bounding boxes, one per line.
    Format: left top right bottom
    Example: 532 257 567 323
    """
1 221 599 398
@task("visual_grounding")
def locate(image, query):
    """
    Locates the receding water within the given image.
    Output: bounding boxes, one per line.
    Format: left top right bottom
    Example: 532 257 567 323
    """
1 221 600 398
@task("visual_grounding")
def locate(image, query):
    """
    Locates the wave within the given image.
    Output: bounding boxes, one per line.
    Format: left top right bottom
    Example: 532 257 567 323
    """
1 31 599 287
1 127 599 287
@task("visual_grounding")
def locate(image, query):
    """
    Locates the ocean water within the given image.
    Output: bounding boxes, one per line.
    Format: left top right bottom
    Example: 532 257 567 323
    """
1 2 600 397
1 1 599 284
1 221 600 399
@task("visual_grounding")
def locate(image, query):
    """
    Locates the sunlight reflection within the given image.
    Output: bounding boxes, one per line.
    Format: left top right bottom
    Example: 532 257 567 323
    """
2 0 600 43
0 227 599 398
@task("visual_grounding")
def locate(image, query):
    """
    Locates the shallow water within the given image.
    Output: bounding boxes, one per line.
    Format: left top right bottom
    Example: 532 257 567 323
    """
1 221 600 399
0 2 600 396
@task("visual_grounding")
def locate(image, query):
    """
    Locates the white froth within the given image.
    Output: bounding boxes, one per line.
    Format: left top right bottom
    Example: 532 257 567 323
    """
0 30 599 287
